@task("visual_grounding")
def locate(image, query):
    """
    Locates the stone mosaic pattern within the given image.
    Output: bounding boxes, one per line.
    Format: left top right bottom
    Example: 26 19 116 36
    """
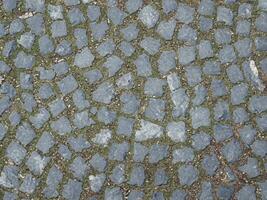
0 0 267 199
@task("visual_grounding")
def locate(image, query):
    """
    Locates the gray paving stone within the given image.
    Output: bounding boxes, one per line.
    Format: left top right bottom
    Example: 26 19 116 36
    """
38 83 54 99
69 156 88 180
133 142 148 162
9 19 24 34
214 124 233 142
238 157 259 178
145 98 165 121
17 32 35 49
16 122 36 145
49 99 66 117
29 108 50 129
74 47 95 68
214 100 230 121
53 61 69 76
116 116 134 137
126 0 143 14
198 40 213 59
236 185 256 200
177 24 198 44
199 181 213 200
128 190 144 200
215 29 232 45
157 50 176 74
211 79 228 97
90 21 109 41
92 81 115 104
173 147 194 163
234 38 252 58
110 164 125 184
191 107 210 129
199 16 213 32
178 164 198 186
120 92 140 115
19 174 38 194
3 192 17 200
0 61 11 73
89 173 106 193
90 153 107 172
191 131 211 151
87 5 100 21
157 19 176 40
36 132 55 154
103 55 124 77
185 65 202 86
149 144 169 163
140 37 161 55
170 189 187 200
97 106 116 125
226 64 244 83
222 139 242 163
109 142 129 161
55 40 72 56
119 41 135 57
167 121 186 143
138 5 159 28
217 6 233 25
73 110 94 129
26 14 44 35
104 187 123 200
0 165 19 189
216 185 234 200
218 45 236 64
39 35 54 55
198 0 215 16
135 120 163 141
57 75 78 96
233 107 249 124
68 135 90 152
62 179 82 200
26 151 50 175
9 111 21 126
51 116 72 135
248 96 267 113
48 4 63 20
134 54 152 77
154 168 168 186
58 144 72 160
144 78 166 97
14 51 35 69
178 45 196 65
202 153 219 176
92 129 112 146
67 7 85 26
255 37 267 51
0 123 7 140
176 3 195 24
84 69 103 84
236 20 250 36
251 140 267 157
6 141 26 165
238 3 252 18
129 165 145 186
96 39 115 56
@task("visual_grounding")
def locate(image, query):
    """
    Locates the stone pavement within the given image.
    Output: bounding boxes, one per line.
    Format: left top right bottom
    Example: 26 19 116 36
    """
0 0 267 199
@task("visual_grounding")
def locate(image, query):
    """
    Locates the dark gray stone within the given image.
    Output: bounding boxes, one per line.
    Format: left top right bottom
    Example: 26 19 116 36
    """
110 164 125 184
176 3 195 24
214 124 233 142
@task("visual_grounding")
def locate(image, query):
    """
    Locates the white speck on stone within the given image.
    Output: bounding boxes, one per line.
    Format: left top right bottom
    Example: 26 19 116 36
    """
249 60 265 91
135 120 163 141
